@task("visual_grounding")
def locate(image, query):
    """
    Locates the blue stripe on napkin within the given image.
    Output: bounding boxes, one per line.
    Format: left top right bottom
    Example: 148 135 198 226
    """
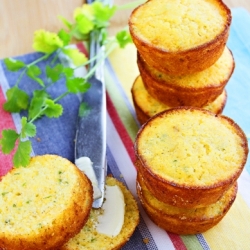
225 8 250 173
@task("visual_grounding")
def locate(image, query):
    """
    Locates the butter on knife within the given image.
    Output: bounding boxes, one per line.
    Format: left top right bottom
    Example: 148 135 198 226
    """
75 157 102 200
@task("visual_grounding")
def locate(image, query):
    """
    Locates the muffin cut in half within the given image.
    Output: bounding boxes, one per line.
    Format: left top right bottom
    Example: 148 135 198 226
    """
131 75 227 125
129 0 231 75
0 155 93 250
137 173 238 235
61 176 140 250
134 107 248 208
137 47 234 107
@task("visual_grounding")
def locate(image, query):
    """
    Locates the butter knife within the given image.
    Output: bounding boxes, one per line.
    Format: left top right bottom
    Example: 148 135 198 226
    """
74 4 107 208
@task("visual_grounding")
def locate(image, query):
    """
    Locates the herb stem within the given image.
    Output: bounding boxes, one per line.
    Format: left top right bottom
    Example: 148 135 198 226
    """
15 69 27 87
50 50 61 65
54 92 69 103
85 41 118 79
29 106 47 123
15 53 50 87
28 54 50 67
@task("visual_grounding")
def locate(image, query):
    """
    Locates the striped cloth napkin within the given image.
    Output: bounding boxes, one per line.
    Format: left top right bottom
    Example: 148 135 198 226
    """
0 7 250 250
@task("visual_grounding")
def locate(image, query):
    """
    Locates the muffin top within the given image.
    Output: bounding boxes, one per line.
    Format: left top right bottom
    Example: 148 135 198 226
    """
129 0 231 51
135 108 248 187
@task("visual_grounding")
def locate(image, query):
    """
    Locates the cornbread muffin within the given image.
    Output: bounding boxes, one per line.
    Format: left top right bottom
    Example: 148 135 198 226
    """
0 155 93 250
131 75 227 125
129 0 231 75
134 107 248 208
61 176 140 250
137 47 234 107
137 173 237 235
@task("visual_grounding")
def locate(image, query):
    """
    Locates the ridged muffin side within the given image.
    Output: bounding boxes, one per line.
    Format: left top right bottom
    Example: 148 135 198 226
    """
137 47 234 107
137 172 238 235
0 155 93 250
131 75 227 125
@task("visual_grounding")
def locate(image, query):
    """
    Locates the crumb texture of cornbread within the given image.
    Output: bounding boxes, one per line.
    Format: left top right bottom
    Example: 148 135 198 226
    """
131 75 227 124
130 0 229 51
135 108 248 187
61 176 139 250
0 154 93 250
137 173 238 235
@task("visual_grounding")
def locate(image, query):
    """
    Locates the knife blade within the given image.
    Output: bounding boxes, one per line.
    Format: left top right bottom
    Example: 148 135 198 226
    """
74 8 107 207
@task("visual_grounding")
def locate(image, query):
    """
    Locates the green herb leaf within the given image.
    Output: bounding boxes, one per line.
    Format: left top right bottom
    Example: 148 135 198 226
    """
78 102 90 117
75 14 95 35
3 86 29 113
46 64 63 83
58 15 72 30
62 48 88 66
20 117 36 139
66 77 90 93
28 90 50 120
33 29 64 54
63 67 74 78
13 140 32 168
43 99 63 118
116 30 133 48
4 58 26 72
92 2 117 27
27 65 44 87
0 129 19 154
58 29 71 46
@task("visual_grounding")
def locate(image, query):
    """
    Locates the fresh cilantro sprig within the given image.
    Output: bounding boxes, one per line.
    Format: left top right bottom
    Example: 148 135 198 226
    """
0 0 137 168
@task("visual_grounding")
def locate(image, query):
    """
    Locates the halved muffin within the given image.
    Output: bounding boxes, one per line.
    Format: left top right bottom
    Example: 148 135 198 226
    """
131 75 227 125
137 47 234 107
61 177 140 250
137 172 237 235
129 0 231 75
0 155 93 250
134 107 248 208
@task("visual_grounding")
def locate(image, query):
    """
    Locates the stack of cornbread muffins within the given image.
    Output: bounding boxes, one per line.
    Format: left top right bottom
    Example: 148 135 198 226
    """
129 0 249 234
134 107 248 234
129 0 234 125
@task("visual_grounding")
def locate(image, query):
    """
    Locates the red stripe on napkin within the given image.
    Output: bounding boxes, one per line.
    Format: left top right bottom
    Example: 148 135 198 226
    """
106 93 136 165
168 233 187 250
76 43 89 58
106 89 188 249
0 86 15 176
107 92 187 249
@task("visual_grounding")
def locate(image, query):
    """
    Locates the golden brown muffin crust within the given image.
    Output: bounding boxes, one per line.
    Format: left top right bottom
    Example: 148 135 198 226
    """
131 75 228 125
134 107 248 207
137 48 234 107
0 155 93 250
129 0 231 75
137 172 238 234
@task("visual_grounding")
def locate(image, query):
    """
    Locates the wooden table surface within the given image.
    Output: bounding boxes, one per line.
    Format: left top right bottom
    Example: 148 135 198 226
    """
0 0 249 59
